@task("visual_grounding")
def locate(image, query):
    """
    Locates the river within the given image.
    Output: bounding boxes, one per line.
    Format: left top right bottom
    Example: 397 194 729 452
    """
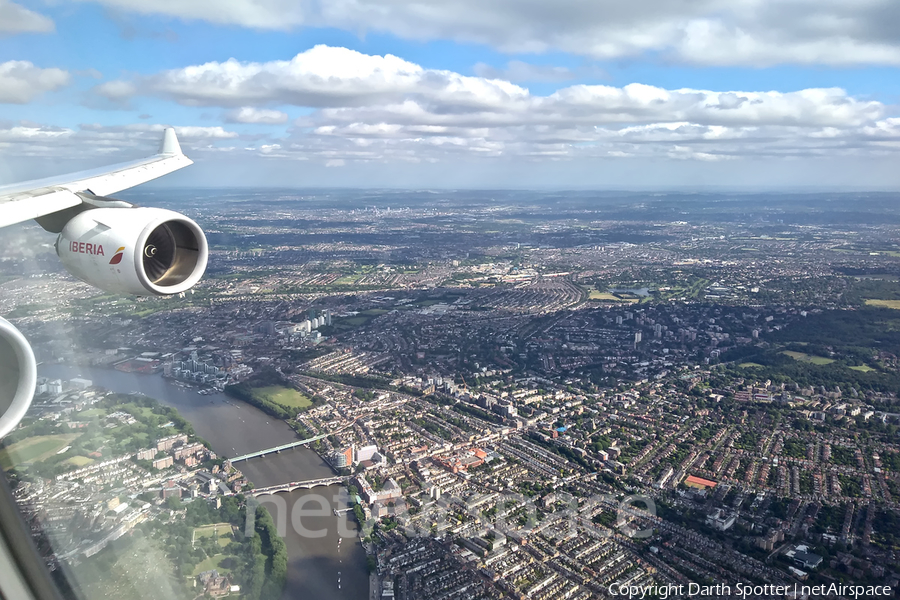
38 364 369 600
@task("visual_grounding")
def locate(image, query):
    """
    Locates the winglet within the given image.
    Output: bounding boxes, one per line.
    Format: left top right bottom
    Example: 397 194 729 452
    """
159 127 183 155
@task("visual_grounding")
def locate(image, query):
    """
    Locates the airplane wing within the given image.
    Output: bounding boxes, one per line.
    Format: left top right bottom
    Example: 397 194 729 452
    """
0 128 192 229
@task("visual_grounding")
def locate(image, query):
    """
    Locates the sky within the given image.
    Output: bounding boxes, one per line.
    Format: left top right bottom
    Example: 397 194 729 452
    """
0 0 899 189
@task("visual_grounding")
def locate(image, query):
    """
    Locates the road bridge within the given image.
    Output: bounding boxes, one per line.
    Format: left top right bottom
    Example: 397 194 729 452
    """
249 476 349 497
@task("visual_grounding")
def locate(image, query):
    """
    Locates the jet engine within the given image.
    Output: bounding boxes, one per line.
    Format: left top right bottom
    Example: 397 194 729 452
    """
0 317 37 438
56 207 208 296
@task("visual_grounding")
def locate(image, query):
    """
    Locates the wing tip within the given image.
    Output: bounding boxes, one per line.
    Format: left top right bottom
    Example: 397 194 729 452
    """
159 128 183 155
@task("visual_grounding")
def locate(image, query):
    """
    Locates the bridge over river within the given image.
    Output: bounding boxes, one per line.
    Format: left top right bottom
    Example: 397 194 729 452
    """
228 432 332 463
249 476 349 497
230 420 356 463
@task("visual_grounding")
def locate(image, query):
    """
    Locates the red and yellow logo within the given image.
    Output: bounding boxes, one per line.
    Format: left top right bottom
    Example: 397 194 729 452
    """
109 246 125 265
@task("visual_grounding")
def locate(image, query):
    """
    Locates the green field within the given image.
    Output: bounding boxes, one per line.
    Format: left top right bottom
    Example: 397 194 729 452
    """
850 365 876 372
191 522 236 578
781 350 835 365
417 299 444 307
330 308 388 330
0 434 79 470
252 386 312 410
739 362 765 368
341 316 369 326
588 290 637 302
65 456 95 467
73 408 107 420
193 523 233 548
120 403 155 418
865 299 900 309
191 553 233 576
334 274 360 285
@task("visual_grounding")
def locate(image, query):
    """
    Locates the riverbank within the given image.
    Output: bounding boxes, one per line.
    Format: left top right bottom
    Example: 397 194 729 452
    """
37 364 369 600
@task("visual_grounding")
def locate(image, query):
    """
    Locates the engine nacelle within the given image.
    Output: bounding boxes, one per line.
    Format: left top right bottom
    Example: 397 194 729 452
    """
56 207 208 296
0 317 36 439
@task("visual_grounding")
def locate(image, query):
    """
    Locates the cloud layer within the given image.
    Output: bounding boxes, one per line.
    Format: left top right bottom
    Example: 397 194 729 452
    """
123 46 527 109
0 123 237 159
78 0 900 66
84 46 899 166
225 107 289 124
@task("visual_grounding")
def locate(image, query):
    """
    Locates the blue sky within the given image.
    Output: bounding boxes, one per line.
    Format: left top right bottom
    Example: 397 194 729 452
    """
1 0 899 189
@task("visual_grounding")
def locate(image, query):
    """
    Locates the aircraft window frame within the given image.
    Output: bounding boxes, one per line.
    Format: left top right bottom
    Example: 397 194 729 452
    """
0 474 62 600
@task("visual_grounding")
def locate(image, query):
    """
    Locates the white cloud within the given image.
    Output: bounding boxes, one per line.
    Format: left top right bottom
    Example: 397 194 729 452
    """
110 45 527 110
0 124 73 143
667 145 737 161
225 107 289 124
102 46 885 129
863 117 900 140
311 85 882 131
78 0 900 66
0 123 239 164
91 47 900 165
0 0 54 35
0 61 70 103
4 116 898 188
172 125 238 139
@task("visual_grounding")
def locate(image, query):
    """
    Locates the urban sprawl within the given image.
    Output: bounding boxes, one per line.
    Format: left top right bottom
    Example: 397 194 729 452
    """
3 190 900 599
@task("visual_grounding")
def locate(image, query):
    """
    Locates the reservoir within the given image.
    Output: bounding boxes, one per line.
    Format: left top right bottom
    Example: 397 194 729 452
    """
37 364 369 600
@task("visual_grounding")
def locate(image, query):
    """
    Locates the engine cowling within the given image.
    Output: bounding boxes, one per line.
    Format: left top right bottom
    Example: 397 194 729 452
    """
0 317 36 439
56 207 208 296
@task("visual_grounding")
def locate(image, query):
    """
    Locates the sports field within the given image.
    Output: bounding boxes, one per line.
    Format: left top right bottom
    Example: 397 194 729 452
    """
781 350 835 365
0 434 79 470
865 299 900 309
253 385 312 409
193 523 234 548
